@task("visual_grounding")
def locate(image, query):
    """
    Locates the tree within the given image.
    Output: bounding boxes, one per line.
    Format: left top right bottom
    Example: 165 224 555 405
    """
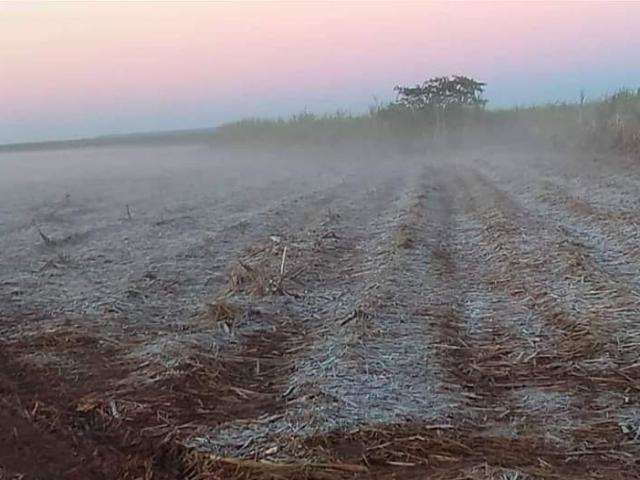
394 76 487 111
392 76 487 143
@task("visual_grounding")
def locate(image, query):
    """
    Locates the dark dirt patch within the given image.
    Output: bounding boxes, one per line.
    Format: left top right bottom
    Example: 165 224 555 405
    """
0 312 301 480
0 345 161 480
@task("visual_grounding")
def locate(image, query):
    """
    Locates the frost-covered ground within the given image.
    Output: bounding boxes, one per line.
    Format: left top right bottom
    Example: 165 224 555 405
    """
1 143 639 480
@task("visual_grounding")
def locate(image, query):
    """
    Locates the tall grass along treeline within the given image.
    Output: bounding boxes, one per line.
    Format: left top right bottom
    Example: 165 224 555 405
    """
213 76 640 157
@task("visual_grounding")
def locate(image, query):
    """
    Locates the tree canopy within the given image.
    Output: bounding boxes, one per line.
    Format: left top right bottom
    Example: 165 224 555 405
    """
394 76 487 110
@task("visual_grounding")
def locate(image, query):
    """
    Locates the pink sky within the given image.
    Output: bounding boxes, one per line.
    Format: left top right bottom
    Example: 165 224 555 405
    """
2 1 640 143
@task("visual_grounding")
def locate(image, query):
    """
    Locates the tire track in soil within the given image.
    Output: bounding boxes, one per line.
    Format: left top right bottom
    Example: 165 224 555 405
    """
198 164 563 479
417 165 589 476
179 169 420 463
534 177 640 282
467 169 639 371
283 165 456 431
189 164 461 478
461 163 640 466
480 154 640 289
284 163 638 480
288 163 452 423
531 183 640 396
475 159 640 436
184 163 487 479
484 171 640 391
448 166 640 470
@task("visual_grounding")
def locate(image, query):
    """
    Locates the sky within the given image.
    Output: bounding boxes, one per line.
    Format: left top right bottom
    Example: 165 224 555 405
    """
2 1 640 144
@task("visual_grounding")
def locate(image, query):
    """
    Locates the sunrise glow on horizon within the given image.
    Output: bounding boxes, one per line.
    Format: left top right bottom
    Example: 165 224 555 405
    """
2 1 640 144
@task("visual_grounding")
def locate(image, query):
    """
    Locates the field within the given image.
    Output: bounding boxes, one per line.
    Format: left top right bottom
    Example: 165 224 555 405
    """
1 141 640 479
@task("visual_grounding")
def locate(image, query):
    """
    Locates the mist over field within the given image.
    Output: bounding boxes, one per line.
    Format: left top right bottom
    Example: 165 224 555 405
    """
3 2 640 480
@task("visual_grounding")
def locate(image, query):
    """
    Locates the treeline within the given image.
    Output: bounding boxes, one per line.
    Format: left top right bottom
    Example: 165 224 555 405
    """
213 77 640 157
496 89 640 155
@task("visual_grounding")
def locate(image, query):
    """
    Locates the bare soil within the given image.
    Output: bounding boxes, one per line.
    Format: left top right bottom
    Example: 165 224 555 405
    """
1 144 639 479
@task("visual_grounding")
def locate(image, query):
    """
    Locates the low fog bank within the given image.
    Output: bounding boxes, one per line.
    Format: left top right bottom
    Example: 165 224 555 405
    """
0 144 364 245
0 142 427 323
0 132 548 231
0 128 217 154
0 113 633 323
0 141 419 206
